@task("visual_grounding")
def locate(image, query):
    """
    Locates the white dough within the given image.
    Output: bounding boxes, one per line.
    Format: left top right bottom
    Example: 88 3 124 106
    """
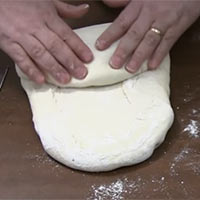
17 23 174 172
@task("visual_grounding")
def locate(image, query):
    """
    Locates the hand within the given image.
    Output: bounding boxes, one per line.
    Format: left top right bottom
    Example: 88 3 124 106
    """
97 0 200 73
0 0 93 84
102 0 129 8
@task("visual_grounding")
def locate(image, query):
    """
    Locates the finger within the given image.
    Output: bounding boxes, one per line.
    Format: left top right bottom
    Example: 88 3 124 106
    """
20 35 70 84
34 26 88 79
148 26 183 69
125 28 161 73
102 0 130 8
148 20 192 69
54 0 90 19
1 42 44 84
96 1 141 50
109 14 152 69
46 16 93 63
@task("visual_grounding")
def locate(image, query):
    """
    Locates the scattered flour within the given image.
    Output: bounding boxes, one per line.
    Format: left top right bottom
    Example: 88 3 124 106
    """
183 119 200 138
174 148 190 162
170 147 200 176
87 177 146 200
23 151 64 175
192 109 198 114
87 146 199 200
185 162 200 175
88 179 126 200
87 176 172 200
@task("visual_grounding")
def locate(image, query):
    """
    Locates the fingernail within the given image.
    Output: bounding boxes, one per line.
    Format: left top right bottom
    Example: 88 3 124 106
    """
95 40 106 50
83 52 93 63
61 73 70 83
74 66 88 79
109 57 122 69
126 63 137 73
82 4 89 9
56 72 70 84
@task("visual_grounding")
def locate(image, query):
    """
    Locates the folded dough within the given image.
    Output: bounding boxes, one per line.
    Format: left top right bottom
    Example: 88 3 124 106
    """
16 23 147 87
16 23 174 172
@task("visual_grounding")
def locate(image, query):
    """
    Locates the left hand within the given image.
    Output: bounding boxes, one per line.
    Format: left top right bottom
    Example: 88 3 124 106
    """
97 0 200 73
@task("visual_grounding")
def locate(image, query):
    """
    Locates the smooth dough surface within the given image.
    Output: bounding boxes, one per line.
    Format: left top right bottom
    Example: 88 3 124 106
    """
16 23 148 87
17 23 174 172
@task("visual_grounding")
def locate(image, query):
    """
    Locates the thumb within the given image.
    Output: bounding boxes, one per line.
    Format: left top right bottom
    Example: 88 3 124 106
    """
54 0 89 19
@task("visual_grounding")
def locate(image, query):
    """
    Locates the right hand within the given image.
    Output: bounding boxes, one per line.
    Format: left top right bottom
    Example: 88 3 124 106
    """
0 0 93 84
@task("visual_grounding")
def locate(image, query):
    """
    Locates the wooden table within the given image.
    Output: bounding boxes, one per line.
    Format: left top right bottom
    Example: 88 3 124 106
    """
0 1 200 199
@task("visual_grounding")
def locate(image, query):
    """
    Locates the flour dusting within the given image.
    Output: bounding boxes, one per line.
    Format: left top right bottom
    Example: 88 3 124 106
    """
24 151 64 174
183 119 200 138
88 179 125 200
170 147 200 176
174 148 190 162
87 175 172 200
87 177 145 200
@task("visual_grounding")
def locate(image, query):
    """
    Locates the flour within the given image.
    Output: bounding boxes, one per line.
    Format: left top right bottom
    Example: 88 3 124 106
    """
87 177 145 200
87 176 171 200
174 148 190 162
170 147 200 176
183 119 200 138
24 151 63 174
88 179 125 200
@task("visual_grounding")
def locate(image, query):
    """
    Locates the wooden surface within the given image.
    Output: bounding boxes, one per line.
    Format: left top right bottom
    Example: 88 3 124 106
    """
0 1 200 199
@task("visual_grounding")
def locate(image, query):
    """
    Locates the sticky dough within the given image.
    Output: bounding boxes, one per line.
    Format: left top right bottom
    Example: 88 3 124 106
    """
16 23 174 172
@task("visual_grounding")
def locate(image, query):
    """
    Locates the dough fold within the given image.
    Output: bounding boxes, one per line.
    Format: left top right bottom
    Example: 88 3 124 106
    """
16 23 147 87
17 23 174 172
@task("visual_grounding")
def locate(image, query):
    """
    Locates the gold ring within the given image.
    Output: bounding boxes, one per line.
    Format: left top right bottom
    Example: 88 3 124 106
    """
150 27 162 36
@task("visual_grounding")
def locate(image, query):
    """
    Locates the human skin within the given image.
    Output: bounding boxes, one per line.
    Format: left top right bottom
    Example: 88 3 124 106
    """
0 0 93 84
1 0 200 85
97 0 200 73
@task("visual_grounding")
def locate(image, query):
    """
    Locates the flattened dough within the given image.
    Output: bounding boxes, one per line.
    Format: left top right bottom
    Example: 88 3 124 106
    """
17 23 174 172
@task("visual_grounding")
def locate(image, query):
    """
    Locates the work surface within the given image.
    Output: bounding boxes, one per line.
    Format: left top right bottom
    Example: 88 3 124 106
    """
0 7 200 200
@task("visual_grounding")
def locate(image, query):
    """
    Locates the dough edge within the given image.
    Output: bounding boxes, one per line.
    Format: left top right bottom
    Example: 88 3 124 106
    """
19 55 174 172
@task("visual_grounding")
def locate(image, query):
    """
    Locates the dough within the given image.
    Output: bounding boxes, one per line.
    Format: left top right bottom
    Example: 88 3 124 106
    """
16 23 148 87
17 23 174 172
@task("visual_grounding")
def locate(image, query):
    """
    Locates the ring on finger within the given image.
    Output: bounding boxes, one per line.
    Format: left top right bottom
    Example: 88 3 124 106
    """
150 27 162 36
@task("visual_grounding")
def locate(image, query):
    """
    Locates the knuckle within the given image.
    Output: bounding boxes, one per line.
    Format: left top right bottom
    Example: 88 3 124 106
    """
117 15 130 31
49 38 61 54
60 29 71 41
14 50 27 63
116 48 129 60
127 29 141 42
164 31 176 42
30 45 45 58
63 57 72 68
27 67 36 77
29 25 44 35
133 50 144 62
47 63 60 72
174 9 182 22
